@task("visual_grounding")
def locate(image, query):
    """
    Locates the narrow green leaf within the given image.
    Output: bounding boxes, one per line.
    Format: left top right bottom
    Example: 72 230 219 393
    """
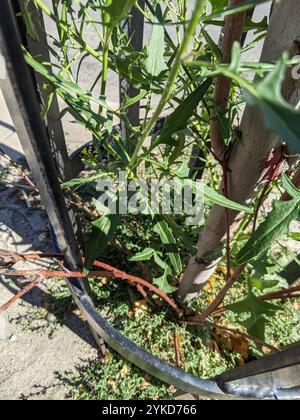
62 172 105 188
153 252 168 270
204 185 253 214
238 200 299 264
110 139 131 166
154 220 182 275
21 0 39 41
153 269 177 295
202 28 222 63
237 176 300 264
161 215 196 251
84 214 120 271
129 248 155 262
155 79 212 147
290 232 300 241
122 91 147 109
115 58 151 89
282 173 300 199
249 278 279 292
203 0 269 22
24 50 115 115
229 42 241 73
40 83 54 120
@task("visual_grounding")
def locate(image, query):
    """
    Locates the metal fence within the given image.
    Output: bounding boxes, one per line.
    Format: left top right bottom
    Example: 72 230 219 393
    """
0 0 299 400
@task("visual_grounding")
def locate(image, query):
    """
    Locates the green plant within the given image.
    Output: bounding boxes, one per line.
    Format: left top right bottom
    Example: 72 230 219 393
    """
22 0 300 398
67 275 299 400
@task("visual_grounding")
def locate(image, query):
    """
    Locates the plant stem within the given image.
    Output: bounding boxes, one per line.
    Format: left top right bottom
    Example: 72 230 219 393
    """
97 11 111 129
213 285 300 317
222 160 231 281
0 251 182 316
174 329 180 368
184 320 280 353
101 44 109 98
130 0 207 168
0 276 44 314
196 264 246 322
34 0 103 63
260 285 300 301
60 0 69 66
0 147 36 189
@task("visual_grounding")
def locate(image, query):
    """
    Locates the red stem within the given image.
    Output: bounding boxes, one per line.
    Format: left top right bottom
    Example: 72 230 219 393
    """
183 320 280 353
174 329 180 368
0 276 43 314
196 264 245 322
222 161 231 281
0 252 182 316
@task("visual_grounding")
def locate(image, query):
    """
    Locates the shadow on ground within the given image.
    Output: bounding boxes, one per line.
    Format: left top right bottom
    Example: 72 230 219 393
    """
0 146 101 399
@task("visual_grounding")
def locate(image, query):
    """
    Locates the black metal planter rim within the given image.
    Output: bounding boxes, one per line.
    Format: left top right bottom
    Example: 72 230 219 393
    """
50 227 300 401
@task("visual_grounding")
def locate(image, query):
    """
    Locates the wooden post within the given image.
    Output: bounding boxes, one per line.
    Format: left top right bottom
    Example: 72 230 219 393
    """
119 2 145 146
180 0 300 301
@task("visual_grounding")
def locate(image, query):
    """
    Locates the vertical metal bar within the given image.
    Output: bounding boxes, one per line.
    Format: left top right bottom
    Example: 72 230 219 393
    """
119 2 145 143
13 0 78 181
0 1 80 270
0 0 105 353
